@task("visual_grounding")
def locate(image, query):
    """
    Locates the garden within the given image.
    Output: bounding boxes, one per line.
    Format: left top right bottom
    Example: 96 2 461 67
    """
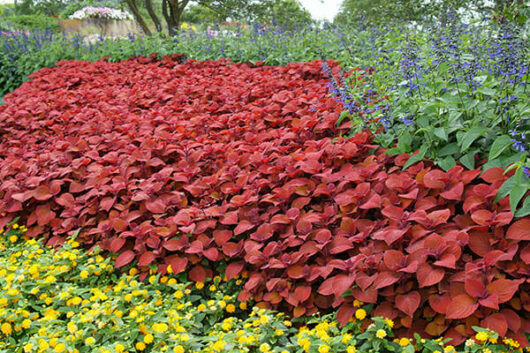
0 0 529 352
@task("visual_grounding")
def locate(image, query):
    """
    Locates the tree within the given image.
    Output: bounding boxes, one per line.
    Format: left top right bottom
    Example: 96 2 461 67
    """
334 0 529 25
127 0 313 36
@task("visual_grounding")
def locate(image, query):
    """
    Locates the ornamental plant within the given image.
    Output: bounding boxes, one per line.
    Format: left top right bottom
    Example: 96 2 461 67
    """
330 16 530 215
68 6 133 20
0 223 524 352
0 57 529 344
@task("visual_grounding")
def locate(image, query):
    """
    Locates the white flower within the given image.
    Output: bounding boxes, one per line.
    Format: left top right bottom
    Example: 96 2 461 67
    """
69 6 133 21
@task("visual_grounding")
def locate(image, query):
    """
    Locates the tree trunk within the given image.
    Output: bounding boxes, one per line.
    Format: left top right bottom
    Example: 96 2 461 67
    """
125 0 152 35
145 0 162 33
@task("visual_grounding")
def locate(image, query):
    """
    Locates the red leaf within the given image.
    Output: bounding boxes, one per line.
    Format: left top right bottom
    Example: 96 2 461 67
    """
189 266 206 283
429 294 451 314
328 237 353 254
487 279 520 303
115 250 136 268
186 240 203 254
146 199 166 214
34 185 53 201
446 294 478 319
110 237 126 253
396 291 421 317
213 230 232 246
294 286 312 302
165 256 188 274
465 278 487 298
225 262 244 280
234 220 255 235
481 313 508 337
417 264 445 287
287 265 306 279
203 247 219 261
336 303 356 327
138 251 156 266
506 219 530 240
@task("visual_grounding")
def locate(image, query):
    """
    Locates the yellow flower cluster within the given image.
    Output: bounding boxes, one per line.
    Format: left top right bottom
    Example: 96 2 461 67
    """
0 223 525 353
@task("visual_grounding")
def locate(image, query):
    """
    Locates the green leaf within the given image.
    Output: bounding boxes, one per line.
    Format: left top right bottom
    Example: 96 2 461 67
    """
460 127 486 153
433 127 448 141
509 185 526 213
438 143 459 157
515 196 530 218
495 175 517 202
459 152 476 170
403 145 428 170
489 135 513 160
438 156 456 171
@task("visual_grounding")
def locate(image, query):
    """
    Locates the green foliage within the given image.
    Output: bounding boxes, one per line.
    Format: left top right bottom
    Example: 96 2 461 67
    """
11 0 67 16
3 14 60 31
331 17 529 215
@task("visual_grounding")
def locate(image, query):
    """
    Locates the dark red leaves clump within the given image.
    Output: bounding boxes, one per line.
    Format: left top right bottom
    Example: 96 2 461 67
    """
0 57 529 344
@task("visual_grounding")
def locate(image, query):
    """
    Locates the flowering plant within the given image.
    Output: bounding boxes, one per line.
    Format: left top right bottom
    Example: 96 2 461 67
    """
69 6 133 20
0 222 526 352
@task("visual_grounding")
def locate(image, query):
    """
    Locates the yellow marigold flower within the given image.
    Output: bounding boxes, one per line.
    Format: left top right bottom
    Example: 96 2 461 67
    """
385 318 394 328
21 319 31 329
376 329 387 339
124 294 132 302
54 343 65 353
85 337 95 345
181 334 189 341
399 338 411 346
239 301 247 310
9 235 18 243
153 323 168 333
213 340 225 352
475 331 488 341
168 278 177 285
260 315 269 324
198 304 206 312
144 334 154 344
341 333 352 344
80 270 89 278
174 290 184 299
209 285 216 291
355 308 366 320
259 343 271 352
13 224 19 229
115 343 125 353
38 341 49 351
195 282 204 290
225 303 236 313
221 322 231 331
44 275 56 283
489 337 497 344
173 345 184 353
318 345 330 353
23 343 33 352
72 297 82 305
275 329 284 336
483 349 492 353
347 346 357 353
1 322 12 335
444 345 455 353
136 342 146 351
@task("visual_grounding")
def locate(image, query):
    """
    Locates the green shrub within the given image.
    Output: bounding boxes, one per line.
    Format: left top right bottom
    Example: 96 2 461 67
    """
4 14 60 31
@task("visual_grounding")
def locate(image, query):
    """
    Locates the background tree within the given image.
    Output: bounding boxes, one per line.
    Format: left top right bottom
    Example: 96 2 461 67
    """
127 0 313 36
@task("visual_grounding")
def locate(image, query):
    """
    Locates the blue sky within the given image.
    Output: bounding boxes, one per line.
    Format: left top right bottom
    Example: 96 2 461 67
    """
298 0 343 21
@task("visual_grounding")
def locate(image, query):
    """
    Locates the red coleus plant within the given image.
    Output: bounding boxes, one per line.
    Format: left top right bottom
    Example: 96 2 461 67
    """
0 56 529 345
